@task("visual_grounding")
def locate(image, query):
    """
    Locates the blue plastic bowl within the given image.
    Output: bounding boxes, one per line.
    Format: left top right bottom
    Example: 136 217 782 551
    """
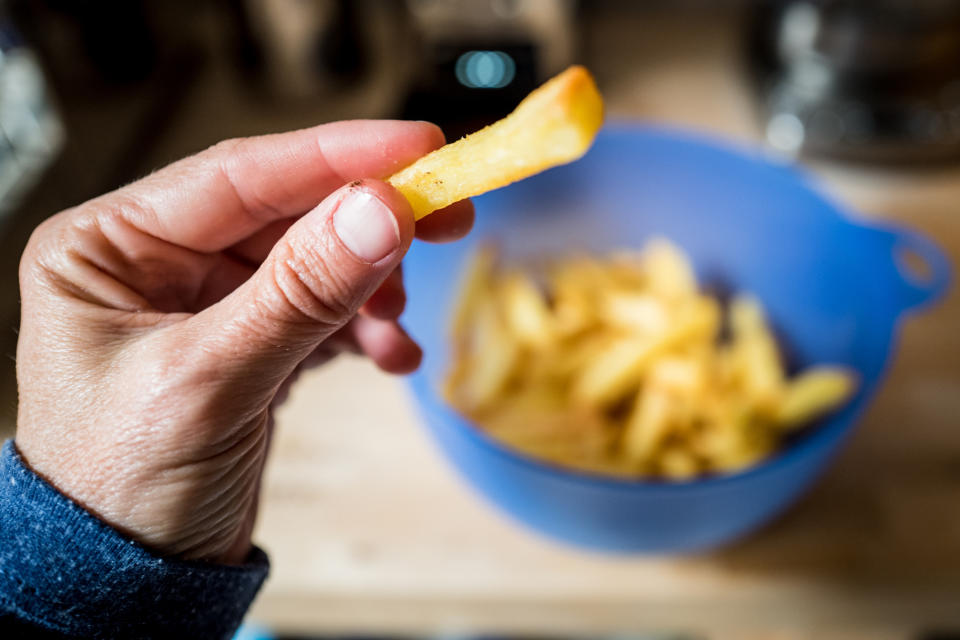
402 125 952 553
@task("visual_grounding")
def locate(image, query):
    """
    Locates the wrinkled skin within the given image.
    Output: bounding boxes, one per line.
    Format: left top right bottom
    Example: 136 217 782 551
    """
15 121 474 564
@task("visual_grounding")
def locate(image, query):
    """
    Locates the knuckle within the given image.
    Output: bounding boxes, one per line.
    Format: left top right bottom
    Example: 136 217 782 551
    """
209 137 246 157
209 137 255 178
19 213 76 287
208 137 283 223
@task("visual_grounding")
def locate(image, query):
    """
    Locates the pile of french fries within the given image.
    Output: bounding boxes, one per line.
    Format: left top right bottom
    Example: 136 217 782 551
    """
443 239 856 480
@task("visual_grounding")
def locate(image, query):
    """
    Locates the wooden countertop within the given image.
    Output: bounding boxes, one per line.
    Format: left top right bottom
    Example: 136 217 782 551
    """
248 9 960 637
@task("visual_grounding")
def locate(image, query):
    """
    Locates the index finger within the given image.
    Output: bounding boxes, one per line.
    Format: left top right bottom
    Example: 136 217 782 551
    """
97 120 445 252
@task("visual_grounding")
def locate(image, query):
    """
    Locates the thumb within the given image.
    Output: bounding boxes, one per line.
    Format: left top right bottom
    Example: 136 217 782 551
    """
193 179 415 378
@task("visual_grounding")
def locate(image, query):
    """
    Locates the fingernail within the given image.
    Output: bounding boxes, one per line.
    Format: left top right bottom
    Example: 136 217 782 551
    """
333 190 400 263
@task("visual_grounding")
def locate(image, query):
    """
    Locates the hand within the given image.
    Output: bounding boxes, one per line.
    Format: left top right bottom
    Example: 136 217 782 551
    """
14 120 473 564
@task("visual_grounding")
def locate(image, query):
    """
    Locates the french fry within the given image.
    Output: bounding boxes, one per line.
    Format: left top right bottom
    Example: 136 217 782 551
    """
708 424 776 474
447 297 520 412
647 356 707 396
689 407 745 461
550 257 606 336
729 296 785 415
499 270 555 348
659 446 701 481
622 388 674 463
775 367 856 429
641 237 698 301
572 336 659 407
674 296 722 344
729 294 766 336
600 292 670 335
573 296 719 407
483 401 614 469
388 66 604 219
449 245 497 339
526 332 611 384
710 440 774 474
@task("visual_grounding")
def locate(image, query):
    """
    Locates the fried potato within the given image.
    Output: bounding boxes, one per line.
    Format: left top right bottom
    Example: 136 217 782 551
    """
485 406 614 465
449 245 497 339
641 237 698 301
499 270 555 348
572 336 661 407
444 297 519 412
443 239 857 480
729 296 785 415
647 356 707 396
600 292 671 335
659 446 701 481
388 66 604 219
707 422 776 473
573 297 720 407
550 257 606 336
622 388 674 463
775 367 856 429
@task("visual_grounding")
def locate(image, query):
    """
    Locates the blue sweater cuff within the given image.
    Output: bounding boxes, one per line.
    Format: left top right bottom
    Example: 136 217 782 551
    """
0 439 269 639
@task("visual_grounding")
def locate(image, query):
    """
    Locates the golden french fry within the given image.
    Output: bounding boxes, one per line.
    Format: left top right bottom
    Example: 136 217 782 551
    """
388 66 604 219
550 257 606 336
659 446 701 481
499 270 555 348
710 442 774 474
673 296 722 344
526 332 611 384
553 294 595 337
695 406 775 474
449 298 520 412
572 336 658 407
697 418 747 462
606 251 648 289
729 295 785 414
600 292 670 335
641 237 698 301
483 402 614 466
622 388 674 463
449 244 497 339
729 294 766 336
775 367 856 429
572 295 720 407
647 356 706 396
709 429 776 474
736 337 785 413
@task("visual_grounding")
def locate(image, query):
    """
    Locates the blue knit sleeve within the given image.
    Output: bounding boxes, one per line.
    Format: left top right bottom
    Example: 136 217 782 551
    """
0 439 269 639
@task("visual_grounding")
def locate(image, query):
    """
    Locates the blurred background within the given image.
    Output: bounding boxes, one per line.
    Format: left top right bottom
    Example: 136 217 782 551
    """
0 1 959 639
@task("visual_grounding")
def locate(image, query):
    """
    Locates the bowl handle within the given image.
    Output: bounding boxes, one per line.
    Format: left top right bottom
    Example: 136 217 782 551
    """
870 226 952 312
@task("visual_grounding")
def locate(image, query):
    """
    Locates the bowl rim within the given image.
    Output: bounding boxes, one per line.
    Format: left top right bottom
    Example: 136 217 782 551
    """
407 123 915 493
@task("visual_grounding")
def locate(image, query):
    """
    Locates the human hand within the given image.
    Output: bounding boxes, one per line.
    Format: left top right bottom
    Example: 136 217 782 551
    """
14 120 473 564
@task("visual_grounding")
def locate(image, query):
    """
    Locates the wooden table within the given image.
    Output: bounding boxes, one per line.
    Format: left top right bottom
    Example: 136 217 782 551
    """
246 9 960 638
